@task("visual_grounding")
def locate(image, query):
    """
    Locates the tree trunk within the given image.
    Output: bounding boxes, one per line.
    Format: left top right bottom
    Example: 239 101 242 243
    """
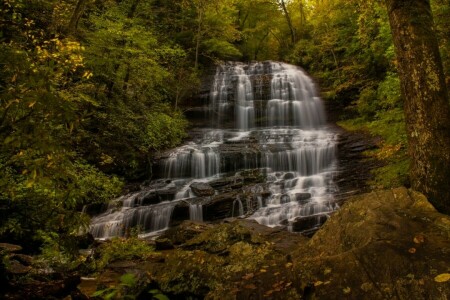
68 0 88 33
278 0 296 45
194 9 203 69
385 0 450 213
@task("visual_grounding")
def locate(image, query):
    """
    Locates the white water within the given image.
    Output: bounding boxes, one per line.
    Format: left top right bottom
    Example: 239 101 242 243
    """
89 61 339 239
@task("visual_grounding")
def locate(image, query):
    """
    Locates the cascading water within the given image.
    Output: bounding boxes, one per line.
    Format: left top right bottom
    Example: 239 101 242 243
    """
89 61 339 239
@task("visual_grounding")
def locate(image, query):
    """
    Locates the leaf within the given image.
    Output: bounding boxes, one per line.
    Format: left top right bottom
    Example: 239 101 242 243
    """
259 269 267 273
105 290 117 300
408 248 416 254
92 290 106 297
153 294 170 300
434 273 450 283
343 287 351 294
324 268 332 275
413 234 425 244
120 273 136 286
314 281 324 287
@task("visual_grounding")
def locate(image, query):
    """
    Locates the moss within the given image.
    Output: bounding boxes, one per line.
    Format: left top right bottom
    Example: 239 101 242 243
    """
183 222 264 253
155 222 276 298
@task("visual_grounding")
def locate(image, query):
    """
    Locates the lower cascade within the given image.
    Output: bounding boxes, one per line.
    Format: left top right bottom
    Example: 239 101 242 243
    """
89 61 339 239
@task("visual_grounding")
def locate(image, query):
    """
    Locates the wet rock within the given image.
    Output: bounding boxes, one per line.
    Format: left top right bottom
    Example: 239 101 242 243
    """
283 172 295 180
163 221 213 245
290 214 329 232
0 243 22 253
155 238 174 250
190 182 215 197
7 260 32 275
295 193 312 203
203 191 238 221
209 177 235 189
138 191 160 205
11 254 33 266
334 127 381 199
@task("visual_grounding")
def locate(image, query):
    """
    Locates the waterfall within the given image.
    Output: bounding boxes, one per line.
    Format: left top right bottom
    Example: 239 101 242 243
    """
232 198 244 217
189 204 203 222
89 61 339 239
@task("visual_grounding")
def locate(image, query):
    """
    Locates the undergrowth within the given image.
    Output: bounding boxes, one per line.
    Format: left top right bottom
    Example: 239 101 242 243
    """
338 108 410 189
90 236 157 272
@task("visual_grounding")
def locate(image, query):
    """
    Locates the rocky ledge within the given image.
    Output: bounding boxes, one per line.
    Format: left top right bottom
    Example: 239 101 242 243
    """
76 187 450 299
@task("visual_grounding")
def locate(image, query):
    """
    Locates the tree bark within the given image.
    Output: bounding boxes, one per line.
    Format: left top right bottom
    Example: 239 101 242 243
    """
68 0 88 34
385 0 450 213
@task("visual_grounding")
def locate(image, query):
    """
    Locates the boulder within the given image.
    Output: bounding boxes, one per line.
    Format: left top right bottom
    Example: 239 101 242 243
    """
290 214 329 232
292 187 450 299
295 192 312 203
190 182 215 197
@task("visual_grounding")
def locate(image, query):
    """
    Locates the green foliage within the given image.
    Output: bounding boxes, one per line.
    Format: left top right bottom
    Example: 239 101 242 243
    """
79 0 191 179
148 289 170 300
145 110 188 152
92 273 138 300
91 237 156 271
370 156 410 189
0 0 194 254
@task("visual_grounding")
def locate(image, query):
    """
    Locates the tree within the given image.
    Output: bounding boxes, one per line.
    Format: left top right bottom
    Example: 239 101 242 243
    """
277 0 296 45
385 0 450 213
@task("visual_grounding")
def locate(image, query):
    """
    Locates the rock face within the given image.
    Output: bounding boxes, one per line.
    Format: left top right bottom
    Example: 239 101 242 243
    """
79 188 450 299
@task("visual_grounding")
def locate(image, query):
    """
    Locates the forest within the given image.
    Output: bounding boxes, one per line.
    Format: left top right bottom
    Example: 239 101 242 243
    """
1 0 450 299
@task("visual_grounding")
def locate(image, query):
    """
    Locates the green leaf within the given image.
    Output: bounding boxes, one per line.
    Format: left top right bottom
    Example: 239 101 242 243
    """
120 273 136 286
92 289 107 297
153 294 170 300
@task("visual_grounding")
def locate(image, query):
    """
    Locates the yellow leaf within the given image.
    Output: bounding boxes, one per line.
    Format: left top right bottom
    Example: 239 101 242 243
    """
28 101 36 108
343 287 351 294
408 248 416 254
259 269 267 273
314 281 323 287
324 268 332 275
285 262 293 268
434 273 450 283
26 180 34 188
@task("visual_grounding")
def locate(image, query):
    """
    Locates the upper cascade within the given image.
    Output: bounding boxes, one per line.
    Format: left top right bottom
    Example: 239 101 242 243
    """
89 61 339 239
209 61 326 130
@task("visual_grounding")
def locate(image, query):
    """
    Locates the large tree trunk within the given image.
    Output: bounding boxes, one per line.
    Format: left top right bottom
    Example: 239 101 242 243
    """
385 0 450 213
